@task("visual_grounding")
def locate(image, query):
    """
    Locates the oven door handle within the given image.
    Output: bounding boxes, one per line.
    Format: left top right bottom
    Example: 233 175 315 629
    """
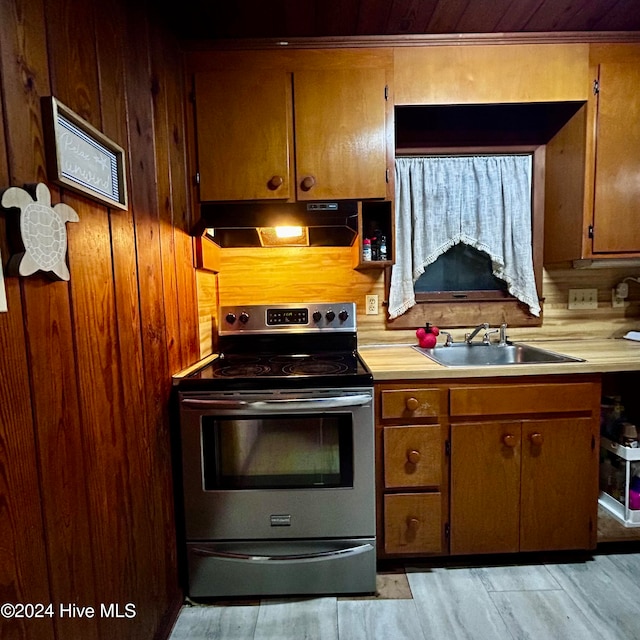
181 393 372 411
190 543 374 563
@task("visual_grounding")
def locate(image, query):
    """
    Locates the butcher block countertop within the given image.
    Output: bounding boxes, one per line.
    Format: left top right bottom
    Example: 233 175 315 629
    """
359 338 640 380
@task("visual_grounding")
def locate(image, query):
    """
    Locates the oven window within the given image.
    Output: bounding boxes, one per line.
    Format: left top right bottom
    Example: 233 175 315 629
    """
201 414 354 490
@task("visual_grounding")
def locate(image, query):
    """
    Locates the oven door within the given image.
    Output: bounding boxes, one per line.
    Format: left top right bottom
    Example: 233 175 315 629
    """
178 387 375 541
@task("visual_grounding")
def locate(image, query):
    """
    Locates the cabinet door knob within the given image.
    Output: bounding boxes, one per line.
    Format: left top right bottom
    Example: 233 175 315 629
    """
300 175 316 191
406 517 420 530
267 175 284 190
502 434 517 448
407 449 421 465
529 432 544 446
405 397 419 411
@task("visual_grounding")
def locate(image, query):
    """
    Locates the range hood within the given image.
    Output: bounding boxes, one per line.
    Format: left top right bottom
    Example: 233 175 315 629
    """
196 201 359 248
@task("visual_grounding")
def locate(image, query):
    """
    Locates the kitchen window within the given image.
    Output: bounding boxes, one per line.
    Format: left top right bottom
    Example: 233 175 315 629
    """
387 148 544 329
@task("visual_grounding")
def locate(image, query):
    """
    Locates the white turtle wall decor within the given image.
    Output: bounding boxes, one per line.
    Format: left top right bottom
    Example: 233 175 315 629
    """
1 182 79 281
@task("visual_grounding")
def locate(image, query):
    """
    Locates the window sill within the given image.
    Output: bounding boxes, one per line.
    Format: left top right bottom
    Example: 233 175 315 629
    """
386 298 543 329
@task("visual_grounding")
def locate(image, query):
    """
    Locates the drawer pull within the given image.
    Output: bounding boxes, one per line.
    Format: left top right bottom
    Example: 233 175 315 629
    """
405 397 419 411
406 517 420 530
407 449 421 465
502 434 517 448
529 432 544 446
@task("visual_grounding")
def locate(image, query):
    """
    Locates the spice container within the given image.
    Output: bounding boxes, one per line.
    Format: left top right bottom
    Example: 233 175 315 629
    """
362 238 372 261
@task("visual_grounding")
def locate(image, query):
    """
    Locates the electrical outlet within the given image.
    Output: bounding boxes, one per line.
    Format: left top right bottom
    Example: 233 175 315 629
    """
612 287 629 308
568 288 598 310
366 294 379 315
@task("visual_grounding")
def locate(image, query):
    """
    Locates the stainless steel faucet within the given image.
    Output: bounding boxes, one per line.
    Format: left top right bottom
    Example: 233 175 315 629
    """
483 328 500 344
439 330 454 346
465 323 489 344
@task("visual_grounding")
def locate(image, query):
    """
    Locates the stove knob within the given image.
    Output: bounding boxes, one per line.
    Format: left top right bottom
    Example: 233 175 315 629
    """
225 313 236 324
239 312 250 324
325 310 335 322
338 309 349 322
312 311 322 323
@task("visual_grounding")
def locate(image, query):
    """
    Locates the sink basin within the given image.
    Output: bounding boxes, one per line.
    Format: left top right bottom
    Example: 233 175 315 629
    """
413 342 585 367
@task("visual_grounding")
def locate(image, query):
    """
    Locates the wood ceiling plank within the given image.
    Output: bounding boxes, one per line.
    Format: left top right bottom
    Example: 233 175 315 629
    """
313 0 360 36
523 0 593 31
426 0 472 34
386 0 439 34
356 0 394 35
456 0 524 32
494 0 545 32
592 0 640 31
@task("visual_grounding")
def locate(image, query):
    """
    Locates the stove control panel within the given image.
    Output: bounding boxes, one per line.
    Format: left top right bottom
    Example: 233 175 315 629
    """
267 308 308 325
220 302 357 334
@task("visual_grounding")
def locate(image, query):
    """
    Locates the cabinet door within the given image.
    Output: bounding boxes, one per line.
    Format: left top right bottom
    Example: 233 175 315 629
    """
520 418 596 552
293 69 387 201
592 62 640 253
450 422 521 555
194 70 293 201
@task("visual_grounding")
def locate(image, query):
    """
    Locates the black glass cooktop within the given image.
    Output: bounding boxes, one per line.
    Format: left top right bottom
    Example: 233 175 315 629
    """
178 350 372 391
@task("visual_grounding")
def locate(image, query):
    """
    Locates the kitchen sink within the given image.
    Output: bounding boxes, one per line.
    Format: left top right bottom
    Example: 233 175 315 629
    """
412 342 585 367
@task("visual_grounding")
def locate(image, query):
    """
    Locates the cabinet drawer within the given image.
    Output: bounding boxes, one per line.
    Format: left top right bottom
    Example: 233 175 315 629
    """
450 383 597 417
384 493 442 555
383 425 442 489
381 388 444 421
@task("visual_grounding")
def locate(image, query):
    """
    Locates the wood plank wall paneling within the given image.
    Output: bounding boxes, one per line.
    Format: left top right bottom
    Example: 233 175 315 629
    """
0 2 57 640
208 248 640 346
0 0 200 639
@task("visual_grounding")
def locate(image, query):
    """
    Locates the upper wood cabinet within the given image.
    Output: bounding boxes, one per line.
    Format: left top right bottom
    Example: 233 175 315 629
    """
293 68 387 201
191 54 389 203
194 70 294 202
591 59 640 253
545 44 640 262
394 44 589 105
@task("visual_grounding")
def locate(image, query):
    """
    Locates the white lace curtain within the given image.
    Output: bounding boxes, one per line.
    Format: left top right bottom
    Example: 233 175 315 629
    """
389 155 541 319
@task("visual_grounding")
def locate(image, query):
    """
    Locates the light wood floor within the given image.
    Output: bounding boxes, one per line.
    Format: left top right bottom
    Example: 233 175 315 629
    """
169 511 640 640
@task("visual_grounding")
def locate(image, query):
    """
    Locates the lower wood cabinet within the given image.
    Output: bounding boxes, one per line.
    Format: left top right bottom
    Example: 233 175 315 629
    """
376 376 601 559
376 386 449 557
450 417 597 555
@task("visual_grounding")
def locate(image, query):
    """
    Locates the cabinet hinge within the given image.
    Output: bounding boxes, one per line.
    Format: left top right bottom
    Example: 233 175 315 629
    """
445 522 450 538
445 440 451 456
385 167 390 183
384 85 389 101
593 79 600 95
194 172 200 186
588 225 594 239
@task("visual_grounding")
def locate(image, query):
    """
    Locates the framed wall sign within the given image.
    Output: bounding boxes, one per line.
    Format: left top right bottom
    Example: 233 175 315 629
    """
41 96 128 210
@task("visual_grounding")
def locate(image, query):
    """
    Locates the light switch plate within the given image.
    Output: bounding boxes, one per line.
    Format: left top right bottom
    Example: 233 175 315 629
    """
568 288 598 310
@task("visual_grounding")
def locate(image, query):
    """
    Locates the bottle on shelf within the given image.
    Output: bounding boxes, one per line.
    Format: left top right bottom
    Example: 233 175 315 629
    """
362 238 372 261
379 235 387 261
